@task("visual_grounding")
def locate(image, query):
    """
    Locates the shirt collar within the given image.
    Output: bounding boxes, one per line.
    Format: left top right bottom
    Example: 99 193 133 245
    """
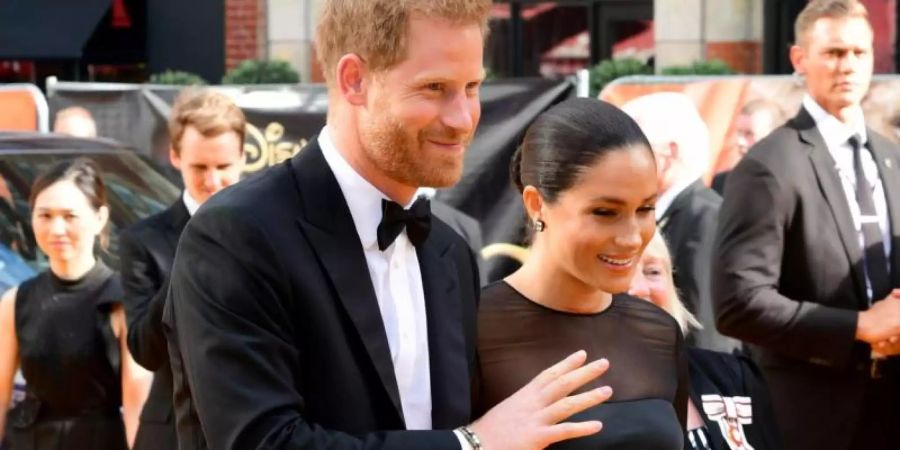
802 94 867 148
655 177 696 221
318 126 395 250
182 190 201 216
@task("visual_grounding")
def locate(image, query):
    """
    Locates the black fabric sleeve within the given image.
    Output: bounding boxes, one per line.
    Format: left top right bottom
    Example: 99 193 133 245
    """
713 157 858 367
119 229 169 371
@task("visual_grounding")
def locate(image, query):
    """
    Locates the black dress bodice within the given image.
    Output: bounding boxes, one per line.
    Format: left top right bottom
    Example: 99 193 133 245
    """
8 261 127 450
476 282 688 449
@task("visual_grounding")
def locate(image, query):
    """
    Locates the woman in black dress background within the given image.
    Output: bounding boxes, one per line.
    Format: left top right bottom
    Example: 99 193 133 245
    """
0 158 150 449
477 98 687 449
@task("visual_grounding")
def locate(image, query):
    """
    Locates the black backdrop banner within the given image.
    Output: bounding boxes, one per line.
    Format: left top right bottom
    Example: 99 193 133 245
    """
47 78 575 281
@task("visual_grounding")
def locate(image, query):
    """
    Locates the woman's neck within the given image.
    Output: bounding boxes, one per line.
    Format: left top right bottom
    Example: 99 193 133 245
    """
50 253 96 281
507 245 613 314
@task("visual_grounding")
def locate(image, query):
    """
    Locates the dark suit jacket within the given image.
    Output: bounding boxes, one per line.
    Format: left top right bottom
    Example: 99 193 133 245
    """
713 107 900 450
687 348 781 450
162 141 480 450
120 200 189 450
711 171 729 196
659 180 737 352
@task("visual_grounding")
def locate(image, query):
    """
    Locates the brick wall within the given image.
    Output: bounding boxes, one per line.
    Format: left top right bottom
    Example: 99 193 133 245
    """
860 0 896 73
706 41 761 74
225 0 266 70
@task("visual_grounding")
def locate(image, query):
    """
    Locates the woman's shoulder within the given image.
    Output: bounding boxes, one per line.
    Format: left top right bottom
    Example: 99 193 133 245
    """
479 281 525 311
480 280 511 297
95 266 124 308
15 270 49 297
609 294 684 348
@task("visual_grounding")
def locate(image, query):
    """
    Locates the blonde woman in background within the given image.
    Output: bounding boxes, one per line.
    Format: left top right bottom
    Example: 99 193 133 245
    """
629 231 781 450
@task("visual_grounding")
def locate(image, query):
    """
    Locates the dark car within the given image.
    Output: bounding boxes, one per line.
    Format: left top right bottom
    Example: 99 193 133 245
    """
0 133 179 443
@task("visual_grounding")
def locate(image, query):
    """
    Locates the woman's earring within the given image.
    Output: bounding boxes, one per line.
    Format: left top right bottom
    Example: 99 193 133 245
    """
534 219 545 232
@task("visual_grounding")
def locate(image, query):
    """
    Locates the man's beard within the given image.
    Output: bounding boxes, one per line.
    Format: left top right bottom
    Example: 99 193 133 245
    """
361 110 472 189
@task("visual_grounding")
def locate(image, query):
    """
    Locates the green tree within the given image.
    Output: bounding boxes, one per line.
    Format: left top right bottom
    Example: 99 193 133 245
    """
222 59 301 84
660 59 734 75
149 70 207 85
589 58 652 97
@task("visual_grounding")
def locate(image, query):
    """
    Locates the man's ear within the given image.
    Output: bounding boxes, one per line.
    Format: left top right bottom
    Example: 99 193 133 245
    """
789 44 806 76
667 141 680 163
336 54 369 106
169 147 181 170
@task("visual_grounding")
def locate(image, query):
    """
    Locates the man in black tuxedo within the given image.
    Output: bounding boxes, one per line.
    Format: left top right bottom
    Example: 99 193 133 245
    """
120 89 246 450
713 1 900 449
162 1 612 449
623 92 738 353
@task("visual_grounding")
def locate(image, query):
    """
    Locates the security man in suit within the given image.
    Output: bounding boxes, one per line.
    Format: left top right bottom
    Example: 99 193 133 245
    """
713 1 900 449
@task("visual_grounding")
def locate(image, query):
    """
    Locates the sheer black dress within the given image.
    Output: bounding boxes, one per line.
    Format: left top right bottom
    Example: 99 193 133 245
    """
6 261 127 450
476 281 688 450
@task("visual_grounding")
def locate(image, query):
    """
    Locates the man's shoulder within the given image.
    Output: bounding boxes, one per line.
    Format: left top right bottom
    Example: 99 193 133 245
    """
735 123 807 180
688 183 722 210
197 162 298 223
749 123 802 158
868 128 900 156
122 204 177 242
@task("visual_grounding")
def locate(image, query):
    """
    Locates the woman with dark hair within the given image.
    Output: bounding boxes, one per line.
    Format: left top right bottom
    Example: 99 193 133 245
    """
0 158 149 449
476 98 687 449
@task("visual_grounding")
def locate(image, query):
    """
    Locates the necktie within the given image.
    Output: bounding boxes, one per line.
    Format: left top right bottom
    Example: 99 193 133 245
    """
377 197 431 251
849 134 890 302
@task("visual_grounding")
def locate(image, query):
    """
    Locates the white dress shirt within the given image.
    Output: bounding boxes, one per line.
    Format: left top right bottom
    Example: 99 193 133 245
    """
318 127 434 430
803 95 891 300
182 190 201 216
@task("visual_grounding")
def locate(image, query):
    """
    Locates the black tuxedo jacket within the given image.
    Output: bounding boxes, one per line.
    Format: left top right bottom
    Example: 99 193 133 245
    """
162 141 480 450
713 107 900 450
120 200 189 450
659 180 737 352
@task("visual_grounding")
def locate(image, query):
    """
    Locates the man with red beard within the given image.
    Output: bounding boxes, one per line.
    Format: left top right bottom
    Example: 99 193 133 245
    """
162 1 613 449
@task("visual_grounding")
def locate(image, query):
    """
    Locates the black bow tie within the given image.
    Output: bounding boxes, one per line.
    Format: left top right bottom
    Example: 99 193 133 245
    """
377 197 431 251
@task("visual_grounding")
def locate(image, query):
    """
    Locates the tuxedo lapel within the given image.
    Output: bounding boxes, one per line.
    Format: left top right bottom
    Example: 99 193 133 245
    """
417 225 468 428
798 108 868 303
292 141 405 425
867 132 900 284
